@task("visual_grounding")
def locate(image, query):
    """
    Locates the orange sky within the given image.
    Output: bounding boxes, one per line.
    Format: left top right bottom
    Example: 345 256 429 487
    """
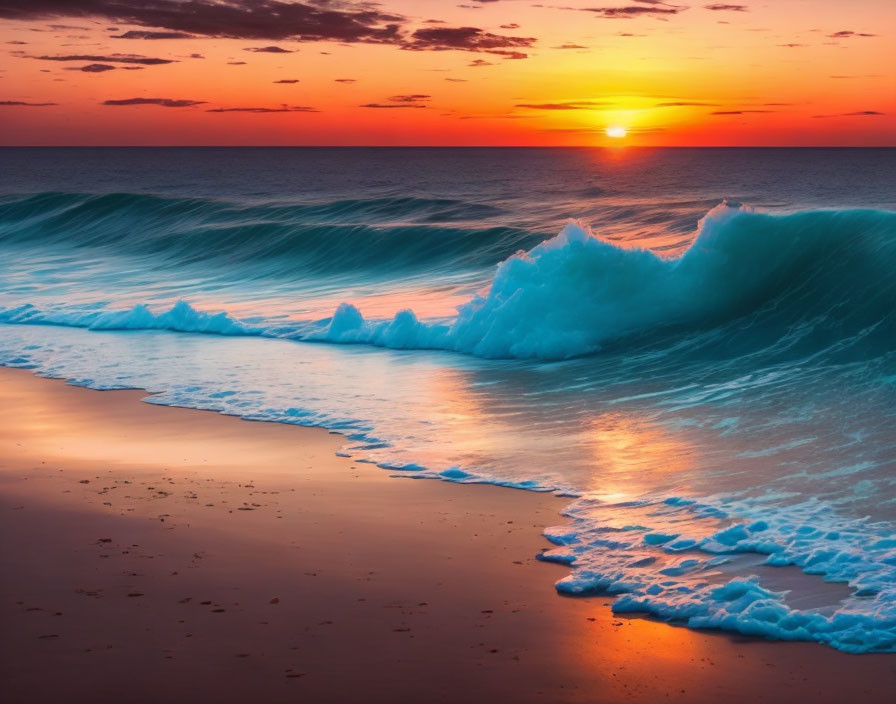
0 0 894 146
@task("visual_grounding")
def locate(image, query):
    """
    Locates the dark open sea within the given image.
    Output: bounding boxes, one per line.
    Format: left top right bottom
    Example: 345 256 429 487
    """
2 147 895 651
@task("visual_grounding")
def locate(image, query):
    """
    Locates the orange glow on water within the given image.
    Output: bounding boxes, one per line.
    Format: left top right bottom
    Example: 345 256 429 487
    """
582 414 698 498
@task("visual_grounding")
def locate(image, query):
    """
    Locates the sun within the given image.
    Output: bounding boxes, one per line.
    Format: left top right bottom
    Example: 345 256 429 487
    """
606 126 627 139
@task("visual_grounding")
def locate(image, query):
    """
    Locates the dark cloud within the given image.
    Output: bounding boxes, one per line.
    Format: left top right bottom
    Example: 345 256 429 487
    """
273 79 300 83
103 97 205 107
515 100 611 110
469 58 493 66
69 63 116 72
827 31 875 38
389 94 430 102
778 43 804 48
813 110 885 118
244 45 293 53
207 105 318 113
0 1 404 44
361 94 430 108
710 109 776 114
445 77 467 82
360 103 426 108
0 100 57 106
500 23 520 29
29 53 175 65
655 101 720 107
6 40 27 44
704 4 747 10
581 4 687 18
334 78 356 83
226 61 246 65
403 26 536 57
111 30 194 39
516 103 581 110
554 43 587 49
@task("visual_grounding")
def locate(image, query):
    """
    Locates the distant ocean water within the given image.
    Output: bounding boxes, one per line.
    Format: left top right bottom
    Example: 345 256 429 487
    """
2 147 896 652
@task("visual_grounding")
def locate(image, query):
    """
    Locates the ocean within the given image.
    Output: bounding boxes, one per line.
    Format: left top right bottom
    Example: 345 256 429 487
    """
1 146 895 652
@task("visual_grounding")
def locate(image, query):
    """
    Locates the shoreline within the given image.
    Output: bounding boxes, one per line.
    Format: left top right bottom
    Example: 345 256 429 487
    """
2 366 895 703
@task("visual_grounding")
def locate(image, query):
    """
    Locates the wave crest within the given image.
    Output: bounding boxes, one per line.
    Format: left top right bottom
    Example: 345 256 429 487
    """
310 202 896 359
0 191 534 275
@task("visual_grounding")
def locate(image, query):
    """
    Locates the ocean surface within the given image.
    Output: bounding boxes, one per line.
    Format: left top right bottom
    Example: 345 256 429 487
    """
2 147 895 652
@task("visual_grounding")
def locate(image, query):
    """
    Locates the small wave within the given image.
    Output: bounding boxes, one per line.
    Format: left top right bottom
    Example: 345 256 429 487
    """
0 301 251 335
0 191 535 275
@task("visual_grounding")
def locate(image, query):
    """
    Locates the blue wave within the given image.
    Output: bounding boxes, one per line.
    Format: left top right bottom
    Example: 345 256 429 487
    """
305 203 896 358
0 191 538 275
3 202 895 363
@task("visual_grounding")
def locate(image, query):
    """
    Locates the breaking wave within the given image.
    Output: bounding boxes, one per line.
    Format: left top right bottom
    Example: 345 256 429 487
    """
5 202 895 362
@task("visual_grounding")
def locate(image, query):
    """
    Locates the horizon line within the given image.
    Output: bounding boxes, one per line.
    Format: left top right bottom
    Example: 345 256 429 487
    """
2 144 895 149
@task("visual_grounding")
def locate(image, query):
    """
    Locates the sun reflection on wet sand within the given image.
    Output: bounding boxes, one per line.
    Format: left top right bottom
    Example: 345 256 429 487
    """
582 413 698 499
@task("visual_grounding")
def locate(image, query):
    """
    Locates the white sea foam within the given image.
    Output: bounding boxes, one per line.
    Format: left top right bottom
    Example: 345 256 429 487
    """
305 202 896 359
543 494 896 652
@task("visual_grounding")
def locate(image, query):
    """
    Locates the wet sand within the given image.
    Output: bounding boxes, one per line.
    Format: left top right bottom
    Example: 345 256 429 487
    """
1 366 895 703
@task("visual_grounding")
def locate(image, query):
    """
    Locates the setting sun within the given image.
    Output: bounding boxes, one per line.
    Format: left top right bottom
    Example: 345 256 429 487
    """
0 0 892 146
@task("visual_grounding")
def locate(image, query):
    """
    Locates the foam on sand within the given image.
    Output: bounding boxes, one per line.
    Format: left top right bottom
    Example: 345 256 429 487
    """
542 494 896 653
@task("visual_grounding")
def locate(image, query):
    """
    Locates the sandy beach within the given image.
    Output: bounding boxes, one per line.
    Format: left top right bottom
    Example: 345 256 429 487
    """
2 365 895 704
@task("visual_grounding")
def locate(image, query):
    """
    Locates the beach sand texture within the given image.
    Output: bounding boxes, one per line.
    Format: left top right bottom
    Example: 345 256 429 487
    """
2 366 895 704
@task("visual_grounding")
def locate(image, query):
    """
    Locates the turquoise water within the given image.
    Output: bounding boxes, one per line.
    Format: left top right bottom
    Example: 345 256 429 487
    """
2 147 895 651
